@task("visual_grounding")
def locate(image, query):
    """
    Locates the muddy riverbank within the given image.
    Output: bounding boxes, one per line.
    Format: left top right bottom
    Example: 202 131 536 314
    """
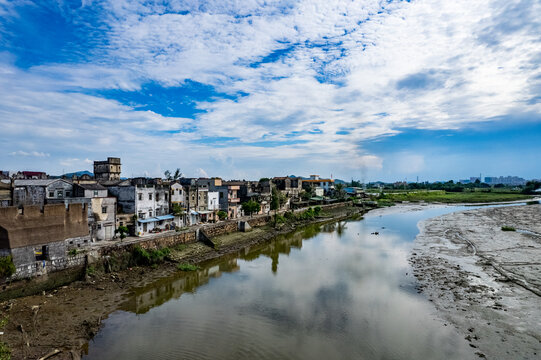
410 204 541 359
0 204 363 360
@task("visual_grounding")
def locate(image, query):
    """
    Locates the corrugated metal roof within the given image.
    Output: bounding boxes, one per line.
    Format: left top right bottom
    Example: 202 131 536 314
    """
155 215 175 220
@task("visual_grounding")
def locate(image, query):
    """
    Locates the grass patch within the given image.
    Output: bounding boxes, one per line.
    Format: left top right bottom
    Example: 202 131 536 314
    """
0 256 16 278
177 263 199 271
0 316 9 360
0 342 9 360
173 243 187 251
501 226 516 232
381 190 530 204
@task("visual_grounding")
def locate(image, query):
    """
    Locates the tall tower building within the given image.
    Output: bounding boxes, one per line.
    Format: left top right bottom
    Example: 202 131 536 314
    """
94 157 122 181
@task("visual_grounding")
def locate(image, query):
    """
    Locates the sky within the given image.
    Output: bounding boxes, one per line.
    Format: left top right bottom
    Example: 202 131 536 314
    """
0 0 540 182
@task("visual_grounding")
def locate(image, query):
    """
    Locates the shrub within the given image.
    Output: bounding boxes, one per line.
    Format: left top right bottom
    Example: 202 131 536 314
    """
0 256 16 278
284 211 295 220
501 226 516 231
132 246 171 266
217 210 228 220
177 263 199 271
68 249 78 256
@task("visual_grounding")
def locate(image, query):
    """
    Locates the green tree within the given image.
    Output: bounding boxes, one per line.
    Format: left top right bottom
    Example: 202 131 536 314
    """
115 226 129 241
172 203 184 216
164 170 172 180
241 200 261 217
334 183 345 199
173 168 182 180
217 210 228 220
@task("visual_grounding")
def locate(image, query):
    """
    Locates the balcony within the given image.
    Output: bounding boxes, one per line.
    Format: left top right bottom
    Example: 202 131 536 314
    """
228 197 240 203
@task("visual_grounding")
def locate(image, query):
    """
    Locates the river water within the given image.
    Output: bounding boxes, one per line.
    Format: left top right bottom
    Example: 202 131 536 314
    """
85 205 481 360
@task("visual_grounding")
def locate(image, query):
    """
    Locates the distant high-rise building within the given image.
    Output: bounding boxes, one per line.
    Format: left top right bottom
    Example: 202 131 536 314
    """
484 176 526 186
94 157 122 181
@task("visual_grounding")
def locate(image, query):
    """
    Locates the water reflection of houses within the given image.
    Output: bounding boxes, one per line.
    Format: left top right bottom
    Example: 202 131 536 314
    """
241 224 323 273
121 259 240 314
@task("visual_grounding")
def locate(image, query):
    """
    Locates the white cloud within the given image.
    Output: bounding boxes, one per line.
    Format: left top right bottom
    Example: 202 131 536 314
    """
9 150 50 157
0 0 539 179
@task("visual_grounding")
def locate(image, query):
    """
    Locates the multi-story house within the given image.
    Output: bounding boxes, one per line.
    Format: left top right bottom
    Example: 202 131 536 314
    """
107 178 172 236
73 183 117 241
12 179 74 207
218 181 241 219
301 175 334 194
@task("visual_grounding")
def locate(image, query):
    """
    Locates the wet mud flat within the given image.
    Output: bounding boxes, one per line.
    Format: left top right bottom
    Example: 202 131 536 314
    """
0 205 362 360
411 204 541 359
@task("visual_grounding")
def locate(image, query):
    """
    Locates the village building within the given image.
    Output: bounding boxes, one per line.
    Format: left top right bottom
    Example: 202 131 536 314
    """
12 179 74 208
107 178 172 236
13 171 48 180
302 175 335 194
73 183 117 241
0 181 11 207
94 157 122 181
219 182 241 219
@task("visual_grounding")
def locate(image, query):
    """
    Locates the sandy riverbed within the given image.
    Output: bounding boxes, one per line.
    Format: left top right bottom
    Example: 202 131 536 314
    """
410 204 541 359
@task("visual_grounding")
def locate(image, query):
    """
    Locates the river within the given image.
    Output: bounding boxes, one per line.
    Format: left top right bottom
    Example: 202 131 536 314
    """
84 205 486 359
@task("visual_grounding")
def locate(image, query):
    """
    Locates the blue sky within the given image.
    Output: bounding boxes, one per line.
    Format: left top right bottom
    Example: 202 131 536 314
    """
0 0 540 182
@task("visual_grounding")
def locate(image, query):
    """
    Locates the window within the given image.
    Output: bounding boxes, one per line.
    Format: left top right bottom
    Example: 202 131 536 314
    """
165 193 168 201
138 193 142 201
94 190 99 197
57 190 63 198
49 191 54 198
138 212 144 219
149 210 153 217
102 206 107 214
149 193 152 200
66 191 71 197
219 192 223 199
97 224 102 230
156 194 160 201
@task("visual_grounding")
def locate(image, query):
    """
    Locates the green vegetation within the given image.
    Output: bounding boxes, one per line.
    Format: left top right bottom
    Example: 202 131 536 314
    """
172 203 184 216
0 256 15 278
164 168 182 181
379 190 530 203
217 210 228 221
526 200 540 205
173 243 187 251
241 199 261 216
68 249 78 256
501 226 516 232
522 181 541 194
86 265 96 276
296 207 322 220
177 263 199 271
115 225 129 240
0 317 9 360
132 246 171 266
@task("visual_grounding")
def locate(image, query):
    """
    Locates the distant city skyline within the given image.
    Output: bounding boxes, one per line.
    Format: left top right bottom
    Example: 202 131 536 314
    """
1 1 540 182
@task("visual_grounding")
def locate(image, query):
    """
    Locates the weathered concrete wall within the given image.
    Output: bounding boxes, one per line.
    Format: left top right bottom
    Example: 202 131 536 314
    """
8 236 90 280
108 185 136 214
0 203 89 249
